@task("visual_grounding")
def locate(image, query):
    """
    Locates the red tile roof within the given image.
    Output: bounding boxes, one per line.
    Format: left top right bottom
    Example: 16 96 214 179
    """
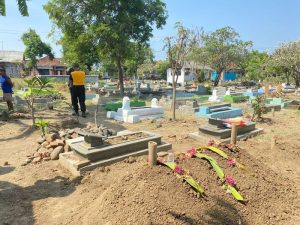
37 56 67 67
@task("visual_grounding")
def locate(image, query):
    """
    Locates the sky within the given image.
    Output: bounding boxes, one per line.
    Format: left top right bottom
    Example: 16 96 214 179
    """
1 0 300 60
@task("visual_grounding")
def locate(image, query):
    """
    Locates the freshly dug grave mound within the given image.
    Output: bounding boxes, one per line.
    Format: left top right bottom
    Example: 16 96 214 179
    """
71 147 298 225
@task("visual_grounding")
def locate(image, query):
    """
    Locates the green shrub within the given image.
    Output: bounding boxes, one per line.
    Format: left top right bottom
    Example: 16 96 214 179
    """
105 99 146 111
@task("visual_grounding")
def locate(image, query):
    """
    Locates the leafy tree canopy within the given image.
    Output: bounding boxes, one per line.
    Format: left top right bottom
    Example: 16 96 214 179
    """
242 50 270 81
21 29 54 70
125 43 154 77
272 40 300 86
201 26 252 86
0 0 29 16
44 0 167 95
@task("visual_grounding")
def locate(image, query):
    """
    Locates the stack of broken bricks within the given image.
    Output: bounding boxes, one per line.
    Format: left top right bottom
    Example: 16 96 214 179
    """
22 130 79 166
23 123 117 166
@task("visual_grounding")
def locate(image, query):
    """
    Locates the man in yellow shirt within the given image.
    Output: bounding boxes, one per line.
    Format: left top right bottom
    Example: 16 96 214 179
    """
71 63 87 117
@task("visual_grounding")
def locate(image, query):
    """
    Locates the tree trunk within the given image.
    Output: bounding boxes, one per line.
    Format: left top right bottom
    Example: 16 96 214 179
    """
295 78 300 88
171 70 176 121
31 99 35 125
117 58 124 96
214 70 223 86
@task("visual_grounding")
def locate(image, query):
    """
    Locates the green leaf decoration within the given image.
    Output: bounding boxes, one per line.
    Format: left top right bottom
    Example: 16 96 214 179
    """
195 153 225 180
227 185 244 201
184 175 205 194
203 146 229 159
194 152 245 202
199 146 246 170
161 162 205 195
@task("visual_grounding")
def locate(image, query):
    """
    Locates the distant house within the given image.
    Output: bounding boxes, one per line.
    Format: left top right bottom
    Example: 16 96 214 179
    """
35 56 67 75
0 51 24 76
167 61 213 86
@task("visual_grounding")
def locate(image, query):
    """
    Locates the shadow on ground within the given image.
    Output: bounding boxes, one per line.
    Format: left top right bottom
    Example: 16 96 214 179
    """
0 124 35 142
0 166 15 175
0 176 80 225
150 198 248 225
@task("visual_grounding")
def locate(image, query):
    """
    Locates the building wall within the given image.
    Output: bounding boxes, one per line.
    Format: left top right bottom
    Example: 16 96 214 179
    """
0 62 22 77
211 71 238 81
39 75 99 84
167 68 197 85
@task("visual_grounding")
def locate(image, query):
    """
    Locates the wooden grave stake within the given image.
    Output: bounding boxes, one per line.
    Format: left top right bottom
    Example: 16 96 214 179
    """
230 124 238 145
148 141 157 167
271 108 275 117
265 85 269 98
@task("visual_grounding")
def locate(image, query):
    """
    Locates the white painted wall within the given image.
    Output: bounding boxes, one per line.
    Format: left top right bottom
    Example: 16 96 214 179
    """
167 68 197 85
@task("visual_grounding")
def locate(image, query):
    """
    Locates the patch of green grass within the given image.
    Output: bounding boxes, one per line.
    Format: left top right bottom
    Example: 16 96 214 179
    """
223 95 249 103
105 100 146 111
192 95 210 101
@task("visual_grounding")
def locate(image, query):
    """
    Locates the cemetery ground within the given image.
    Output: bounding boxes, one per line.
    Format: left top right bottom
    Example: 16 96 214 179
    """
0 97 300 225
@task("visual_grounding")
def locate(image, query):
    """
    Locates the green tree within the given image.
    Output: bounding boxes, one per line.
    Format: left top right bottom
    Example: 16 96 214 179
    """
201 26 252 86
155 60 170 80
21 29 54 74
0 0 28 16
23 77 55 125
59 32 99 71
44 0 167 96
242 50 270 81
137 62 155 78
165 22 197 120
272 40 300 86
125 44 154 78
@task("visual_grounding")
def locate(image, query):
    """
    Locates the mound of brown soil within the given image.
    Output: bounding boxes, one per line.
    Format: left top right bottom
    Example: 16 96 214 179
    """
63 147 297 225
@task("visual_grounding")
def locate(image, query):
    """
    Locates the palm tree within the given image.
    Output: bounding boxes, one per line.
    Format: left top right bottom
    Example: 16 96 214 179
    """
0 0 28 16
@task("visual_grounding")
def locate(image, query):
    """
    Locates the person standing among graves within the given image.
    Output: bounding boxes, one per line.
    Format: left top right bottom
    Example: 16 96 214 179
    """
66 66 75 115
70 63 87 117
0 66 14 112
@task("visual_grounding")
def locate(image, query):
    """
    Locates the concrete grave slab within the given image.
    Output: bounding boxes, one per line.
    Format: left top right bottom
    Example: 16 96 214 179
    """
59 131 171 176
189 118 263 144
107 97 164 123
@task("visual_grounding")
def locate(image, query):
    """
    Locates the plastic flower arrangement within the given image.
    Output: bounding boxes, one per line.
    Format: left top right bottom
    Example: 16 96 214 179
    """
173 164 184 175
225 175 237 186
185 147 196 158
227 158 237 167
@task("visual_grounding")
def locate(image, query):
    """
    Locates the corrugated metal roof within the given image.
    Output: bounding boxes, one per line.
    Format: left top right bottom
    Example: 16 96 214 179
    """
0 51 24 63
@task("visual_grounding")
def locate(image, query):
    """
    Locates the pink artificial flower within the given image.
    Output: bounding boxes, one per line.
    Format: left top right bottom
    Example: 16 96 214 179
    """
207 140 215 146
186 147 196 158
225 175 237 186
227 158 237 167
173 165 184 175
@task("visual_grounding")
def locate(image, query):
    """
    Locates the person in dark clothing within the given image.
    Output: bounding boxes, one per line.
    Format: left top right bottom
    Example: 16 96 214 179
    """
66 67 75 115
70 64 87 117
0 66 14 112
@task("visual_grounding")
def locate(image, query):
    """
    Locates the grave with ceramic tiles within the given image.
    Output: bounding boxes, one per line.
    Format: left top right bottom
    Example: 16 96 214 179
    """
107 97 164 123
208 87 227 102
195 103 243 119
189 117 263 143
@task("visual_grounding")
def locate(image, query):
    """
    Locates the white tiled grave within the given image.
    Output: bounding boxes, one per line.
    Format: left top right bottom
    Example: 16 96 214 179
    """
107 97 164 123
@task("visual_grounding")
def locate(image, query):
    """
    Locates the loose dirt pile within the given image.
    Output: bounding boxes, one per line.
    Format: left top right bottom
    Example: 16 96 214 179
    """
44 146 298 225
